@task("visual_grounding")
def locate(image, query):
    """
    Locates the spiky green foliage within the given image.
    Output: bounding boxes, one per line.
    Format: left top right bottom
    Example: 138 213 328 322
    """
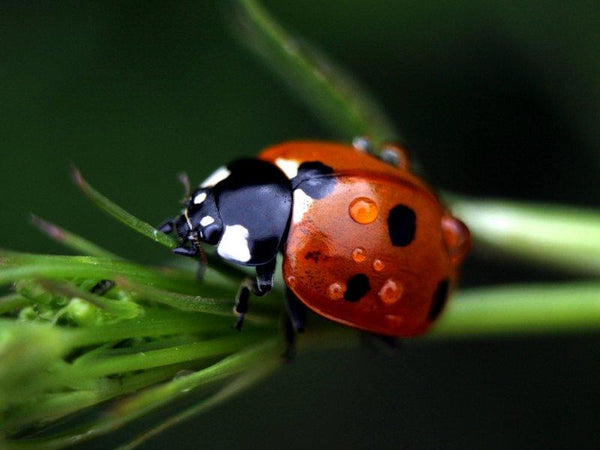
1 1 599 448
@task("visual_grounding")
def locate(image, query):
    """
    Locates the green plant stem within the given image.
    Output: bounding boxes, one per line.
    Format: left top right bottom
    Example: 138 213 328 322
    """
117 362 279 450
232 0 399 149
70 166 178 249
3 338 282 450
0 251 229 296
69 334 265 379
447 196 600 276
63 309 246 347
0 294 30 315
30 215 121 259
3 364 190 432
430 282 600 338
118 279 277 323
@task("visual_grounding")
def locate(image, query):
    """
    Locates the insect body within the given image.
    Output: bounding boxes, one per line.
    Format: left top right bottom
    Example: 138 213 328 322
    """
160 141 470 337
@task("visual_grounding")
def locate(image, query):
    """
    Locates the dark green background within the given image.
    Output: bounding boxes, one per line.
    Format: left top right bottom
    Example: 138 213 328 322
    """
2 1 599 448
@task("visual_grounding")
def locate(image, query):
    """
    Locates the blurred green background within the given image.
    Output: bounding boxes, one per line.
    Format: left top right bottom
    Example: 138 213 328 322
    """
1 1 599 448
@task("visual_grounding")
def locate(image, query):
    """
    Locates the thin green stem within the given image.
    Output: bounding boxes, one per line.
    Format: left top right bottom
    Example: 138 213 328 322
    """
3 364 190 432
30 215 121 259
232 0 399 149
3 339 282 450
63 309 241 347
0 251 227 296
447 196 600 276
69 334 265 379
70 166 178 249
117 362 280 450
0 294 30 315
119 278 279 324
430 282 600 338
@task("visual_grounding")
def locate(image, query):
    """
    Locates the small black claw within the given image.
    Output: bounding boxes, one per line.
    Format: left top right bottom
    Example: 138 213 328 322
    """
360 332 403 353
282 316 297 361
233 313 245 331
158 220 174 234
173 245 198 257
380 336 401 350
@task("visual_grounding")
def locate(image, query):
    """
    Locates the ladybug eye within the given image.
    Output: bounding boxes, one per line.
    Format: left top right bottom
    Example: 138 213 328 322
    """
202 223 221 245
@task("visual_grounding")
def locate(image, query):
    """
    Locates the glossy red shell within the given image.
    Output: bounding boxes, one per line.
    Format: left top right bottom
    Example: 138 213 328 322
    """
260 141 470 337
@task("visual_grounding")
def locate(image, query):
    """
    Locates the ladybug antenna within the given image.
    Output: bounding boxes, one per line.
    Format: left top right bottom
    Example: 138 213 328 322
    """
195 241 208 280
182 208 207 279
177 172 191 204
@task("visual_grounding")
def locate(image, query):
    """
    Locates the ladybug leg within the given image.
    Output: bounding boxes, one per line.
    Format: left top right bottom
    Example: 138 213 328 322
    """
282 288 307 361
158 218 175 234
360 332 402 353
282 315 297 362
284 287 306 333
90 279 115 296
172 244 198 257
233 259 276 331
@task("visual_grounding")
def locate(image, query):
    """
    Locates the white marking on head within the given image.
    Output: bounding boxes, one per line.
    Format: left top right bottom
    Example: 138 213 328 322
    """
193 192 207 205
201 166 231 188
275 158 300 179
292 189 314 224
217 224 251 263
200 216 215 227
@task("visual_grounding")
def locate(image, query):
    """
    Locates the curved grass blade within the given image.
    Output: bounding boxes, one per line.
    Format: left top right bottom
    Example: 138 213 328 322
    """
117 361 280 450
70 166 178 249
0 251 228 296
3 338 281 450
117 278 278 325
0 294 30 315
30 215 121 259
230 0 400 149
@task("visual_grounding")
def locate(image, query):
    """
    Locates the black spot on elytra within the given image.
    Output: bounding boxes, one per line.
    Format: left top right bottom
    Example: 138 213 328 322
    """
388 204 416 246
291 161 337 199
428 279 449 321
344 274 371 302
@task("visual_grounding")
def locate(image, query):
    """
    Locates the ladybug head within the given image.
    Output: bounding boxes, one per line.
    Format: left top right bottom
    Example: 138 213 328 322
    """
178 187 223 246
160 187 224 258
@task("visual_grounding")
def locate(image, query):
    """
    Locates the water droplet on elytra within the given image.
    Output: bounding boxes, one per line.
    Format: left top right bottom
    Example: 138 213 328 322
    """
349 197 378 224
352 247 367 263
286 275 297 288
328 282 345 300
373 259 385 271
378 278 404 305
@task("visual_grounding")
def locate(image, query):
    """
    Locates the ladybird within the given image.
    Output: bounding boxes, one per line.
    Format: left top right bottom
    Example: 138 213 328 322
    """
159 140 470 337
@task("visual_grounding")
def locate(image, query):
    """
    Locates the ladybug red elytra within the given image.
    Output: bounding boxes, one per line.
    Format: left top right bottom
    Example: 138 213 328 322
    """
159 139 470 338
